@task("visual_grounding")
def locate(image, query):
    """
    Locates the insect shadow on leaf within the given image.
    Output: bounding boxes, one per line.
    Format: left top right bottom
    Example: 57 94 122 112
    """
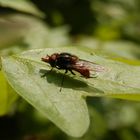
39 69 87 91
39 69 104 94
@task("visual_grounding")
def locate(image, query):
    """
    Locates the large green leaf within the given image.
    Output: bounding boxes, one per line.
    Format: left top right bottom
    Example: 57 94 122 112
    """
1 47 140 136
1 48 90 137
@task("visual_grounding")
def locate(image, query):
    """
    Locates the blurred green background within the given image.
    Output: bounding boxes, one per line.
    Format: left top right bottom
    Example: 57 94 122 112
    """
0 0 140 140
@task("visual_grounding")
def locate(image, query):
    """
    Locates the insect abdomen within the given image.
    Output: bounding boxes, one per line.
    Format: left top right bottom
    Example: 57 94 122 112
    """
75 68 90 78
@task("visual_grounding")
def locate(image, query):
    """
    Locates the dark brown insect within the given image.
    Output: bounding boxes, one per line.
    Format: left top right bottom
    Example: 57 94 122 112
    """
41 52 106 91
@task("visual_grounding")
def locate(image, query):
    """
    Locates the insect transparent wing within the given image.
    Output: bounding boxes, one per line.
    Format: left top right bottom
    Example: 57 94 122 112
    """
74 60 107 73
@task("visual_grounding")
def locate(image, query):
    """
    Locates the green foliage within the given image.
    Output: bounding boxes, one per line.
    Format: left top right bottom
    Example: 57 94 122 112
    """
0 71 18 115
0 0 44 17
1 47 140 137
0 0 140 139
1 48 90 137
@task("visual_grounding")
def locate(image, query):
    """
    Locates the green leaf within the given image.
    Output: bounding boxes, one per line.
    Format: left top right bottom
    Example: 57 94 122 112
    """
0 71 18 116
76 37 140 62
1 47 140 136
1 48 90 137
0 14 69 56
0 0 44 17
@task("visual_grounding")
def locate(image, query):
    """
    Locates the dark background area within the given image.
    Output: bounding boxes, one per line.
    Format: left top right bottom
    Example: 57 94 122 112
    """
0 0 140 140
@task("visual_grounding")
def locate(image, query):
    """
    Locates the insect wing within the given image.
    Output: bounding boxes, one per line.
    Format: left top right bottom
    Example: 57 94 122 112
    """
73 60 107 73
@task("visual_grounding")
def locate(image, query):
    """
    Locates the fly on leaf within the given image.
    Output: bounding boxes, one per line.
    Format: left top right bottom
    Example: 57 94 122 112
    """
41 52 106 91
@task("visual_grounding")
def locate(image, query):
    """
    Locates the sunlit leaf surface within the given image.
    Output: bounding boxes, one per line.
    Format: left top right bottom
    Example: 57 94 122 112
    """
0 71 18 116
2 47 140 136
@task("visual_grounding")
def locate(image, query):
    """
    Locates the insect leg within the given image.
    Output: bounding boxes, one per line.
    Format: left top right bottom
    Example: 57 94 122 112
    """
69 70 76 75
60 69 68 92
48 67 53 73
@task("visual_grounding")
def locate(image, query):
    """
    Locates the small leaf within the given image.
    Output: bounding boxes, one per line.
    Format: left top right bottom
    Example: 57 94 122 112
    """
0 71 18 116
0 0 44 17
76 37 140 62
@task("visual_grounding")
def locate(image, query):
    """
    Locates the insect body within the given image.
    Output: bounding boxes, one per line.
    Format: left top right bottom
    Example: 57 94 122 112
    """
41 52 106 91
41 52 106 78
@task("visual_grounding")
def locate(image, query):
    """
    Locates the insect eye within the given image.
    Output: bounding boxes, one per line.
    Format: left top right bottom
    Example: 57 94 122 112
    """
51 53 59 61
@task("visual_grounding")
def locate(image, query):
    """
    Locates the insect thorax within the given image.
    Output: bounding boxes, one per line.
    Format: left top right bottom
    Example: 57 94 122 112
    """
56 53 73 69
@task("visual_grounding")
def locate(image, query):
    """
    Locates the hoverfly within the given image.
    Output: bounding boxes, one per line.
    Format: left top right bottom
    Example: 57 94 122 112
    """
41 52 106 91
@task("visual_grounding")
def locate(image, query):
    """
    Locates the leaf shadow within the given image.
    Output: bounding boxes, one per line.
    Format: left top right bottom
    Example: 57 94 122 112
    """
39 69 104 94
